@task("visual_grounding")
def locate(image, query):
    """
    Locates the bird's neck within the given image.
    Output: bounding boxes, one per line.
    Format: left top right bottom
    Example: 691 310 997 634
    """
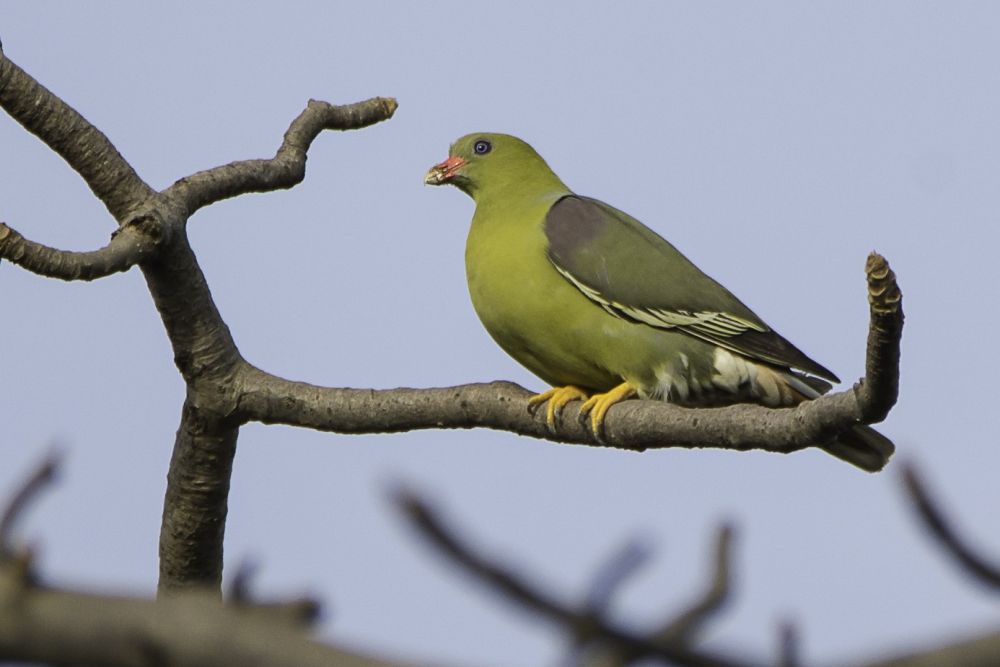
472 170 571 215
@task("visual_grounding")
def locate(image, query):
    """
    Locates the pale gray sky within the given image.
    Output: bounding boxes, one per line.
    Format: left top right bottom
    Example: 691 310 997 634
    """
2 2 999 665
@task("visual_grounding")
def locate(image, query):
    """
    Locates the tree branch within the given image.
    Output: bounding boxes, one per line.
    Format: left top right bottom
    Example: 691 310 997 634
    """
0 565 423 667
0 453 419 667
141 216 248 595
236 245 895 455
6 453 1000 667
166 97 398 215
0 51 154 222
901 463 1000 590
0 218 159 281
158 400 239 595
144 98 395 593
583 538 654 613
227 559 322 629
394 487 764 667
855 253 903 423
857 632 1000 667
233 253 902 463
581 524 735 667
396 487 1000 667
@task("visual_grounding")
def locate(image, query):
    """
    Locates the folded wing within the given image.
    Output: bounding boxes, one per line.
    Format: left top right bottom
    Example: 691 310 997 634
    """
544 195 840 383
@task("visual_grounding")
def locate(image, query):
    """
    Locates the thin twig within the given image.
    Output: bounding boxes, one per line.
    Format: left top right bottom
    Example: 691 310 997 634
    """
224 558 323 627
227 559 258 604
0 451 61 556
658 523 735 643
584 538 654 613
592 524 736 666
901 462 1000 590
777 620 799 667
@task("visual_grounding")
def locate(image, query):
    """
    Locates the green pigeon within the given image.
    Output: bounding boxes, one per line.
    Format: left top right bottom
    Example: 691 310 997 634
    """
425 133 894 472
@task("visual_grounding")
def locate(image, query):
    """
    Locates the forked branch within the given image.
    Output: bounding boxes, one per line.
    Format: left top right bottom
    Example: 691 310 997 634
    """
0 43 902 602
167 97 399 215
395 487 761 667
394 486 1000 667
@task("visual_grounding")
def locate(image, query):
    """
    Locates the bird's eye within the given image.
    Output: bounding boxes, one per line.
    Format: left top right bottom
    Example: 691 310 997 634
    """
473 139 492 155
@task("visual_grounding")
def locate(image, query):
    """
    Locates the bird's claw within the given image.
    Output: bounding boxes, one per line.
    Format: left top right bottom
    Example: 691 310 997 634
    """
577 383 637 442
528 386 590 434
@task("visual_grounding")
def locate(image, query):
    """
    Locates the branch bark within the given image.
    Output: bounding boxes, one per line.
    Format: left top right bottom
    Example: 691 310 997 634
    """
856 253 903 423
0 51 153 222
166 97 399 215
856 633 1000 667
0 219 158 280
0 567 419 667
158 401 239 595
0 455 416 667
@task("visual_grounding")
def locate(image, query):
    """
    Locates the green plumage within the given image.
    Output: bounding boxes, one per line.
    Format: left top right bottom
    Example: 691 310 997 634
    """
426 133 894 471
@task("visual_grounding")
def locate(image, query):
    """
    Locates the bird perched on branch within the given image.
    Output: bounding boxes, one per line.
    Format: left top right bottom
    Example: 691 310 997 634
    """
425 133 894 472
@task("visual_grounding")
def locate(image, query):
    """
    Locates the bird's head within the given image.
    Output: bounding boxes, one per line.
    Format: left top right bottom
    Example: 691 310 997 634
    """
425 133 568 202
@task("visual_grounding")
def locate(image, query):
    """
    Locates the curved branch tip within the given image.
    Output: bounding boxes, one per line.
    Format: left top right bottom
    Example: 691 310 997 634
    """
901 461 1000 589
171 95 398 213
866 252 902 314
0 450 62 557
380 97 399 116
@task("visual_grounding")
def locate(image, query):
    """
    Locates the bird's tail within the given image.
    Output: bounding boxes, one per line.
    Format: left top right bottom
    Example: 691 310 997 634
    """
777 369 895 472
821 425 895 473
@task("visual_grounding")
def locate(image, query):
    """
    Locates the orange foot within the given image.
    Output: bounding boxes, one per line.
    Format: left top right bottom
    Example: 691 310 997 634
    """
527 385 590 432
578 382 637 439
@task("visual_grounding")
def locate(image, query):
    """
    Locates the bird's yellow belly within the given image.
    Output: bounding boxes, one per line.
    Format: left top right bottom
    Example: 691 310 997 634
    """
465 218 628 391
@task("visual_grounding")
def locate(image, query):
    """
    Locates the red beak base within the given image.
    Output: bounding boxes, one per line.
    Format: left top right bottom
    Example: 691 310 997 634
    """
425 155 467 185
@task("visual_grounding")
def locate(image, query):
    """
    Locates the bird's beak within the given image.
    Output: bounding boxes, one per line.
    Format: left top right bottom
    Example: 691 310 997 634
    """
424 156 466 185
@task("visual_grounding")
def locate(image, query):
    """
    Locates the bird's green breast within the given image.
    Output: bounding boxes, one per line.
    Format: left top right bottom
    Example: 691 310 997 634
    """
465 194 665 391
